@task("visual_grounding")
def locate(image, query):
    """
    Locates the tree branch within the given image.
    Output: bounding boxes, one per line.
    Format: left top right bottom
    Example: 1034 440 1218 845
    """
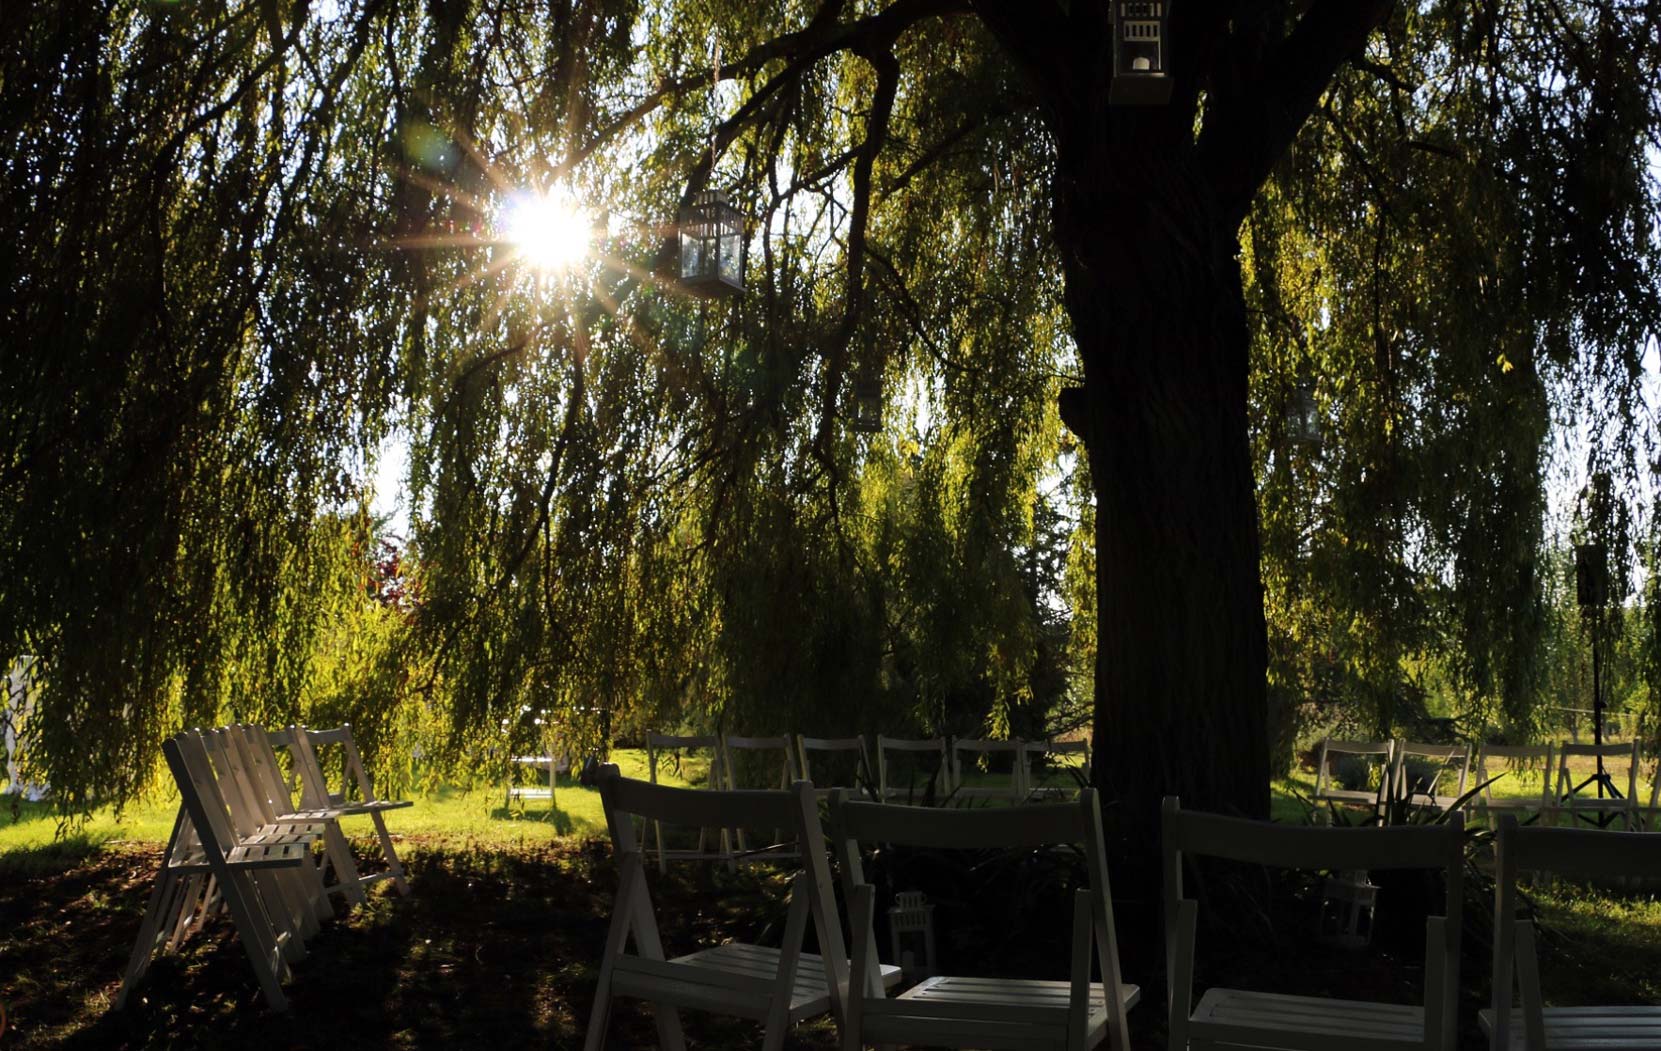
1199 0 1393 228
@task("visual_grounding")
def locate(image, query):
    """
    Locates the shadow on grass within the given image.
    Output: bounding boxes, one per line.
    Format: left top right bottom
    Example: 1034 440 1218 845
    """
1 836 844 1050
2 795 70 831
8 831 1660 1051
486 804 576 835
0 832 109 878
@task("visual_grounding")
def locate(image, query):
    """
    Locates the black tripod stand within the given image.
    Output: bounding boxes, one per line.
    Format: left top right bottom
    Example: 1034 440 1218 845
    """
1565 544 1624 828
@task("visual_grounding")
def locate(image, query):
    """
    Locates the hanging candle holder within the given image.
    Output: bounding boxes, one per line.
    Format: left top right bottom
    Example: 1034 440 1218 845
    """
851 371 883 434
1110 1 1172 105
678 190 745 297
1286 371 1322 448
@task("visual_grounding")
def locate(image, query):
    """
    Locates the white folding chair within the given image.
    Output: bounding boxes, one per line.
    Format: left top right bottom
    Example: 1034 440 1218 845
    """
830 789 1137 1051
1314 738 1397 814
583 766 854 1051
506 752 570 809
1394 741 1473 811
1025 737 1091 800
875 735 949 802
505 711 567 809
286 724 413 894
722 735 801 861
796 735 873 800
1472 744 1556 826
1551 741 1640 829
117 731 310 1011
200 728 329 945
949 738 1027 802
1483 817 1661 1049
1639 750 1661 831
1162 797 1464 1051
231 724 367 907
644 732 734 871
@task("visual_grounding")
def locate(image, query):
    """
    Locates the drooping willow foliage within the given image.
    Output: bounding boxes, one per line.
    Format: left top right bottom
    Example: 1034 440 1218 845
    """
1250 1 1661 754
3 0 1659 812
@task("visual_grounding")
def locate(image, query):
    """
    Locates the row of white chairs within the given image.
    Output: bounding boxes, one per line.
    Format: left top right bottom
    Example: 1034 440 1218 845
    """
641 731 1090 870
588 769 1661 1050
647 731 1088 798
1315 737 1661 827
116 723 411 1011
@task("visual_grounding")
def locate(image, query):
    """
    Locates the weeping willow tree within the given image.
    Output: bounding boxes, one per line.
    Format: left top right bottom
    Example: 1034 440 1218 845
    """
1249 2 1661 759
4 0 1660 832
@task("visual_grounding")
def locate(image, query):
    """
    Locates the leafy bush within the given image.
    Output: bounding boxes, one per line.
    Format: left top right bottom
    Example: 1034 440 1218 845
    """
1333 756 1377 791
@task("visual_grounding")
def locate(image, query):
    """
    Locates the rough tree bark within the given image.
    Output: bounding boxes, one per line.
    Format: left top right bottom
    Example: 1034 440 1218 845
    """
1052 121 1270 849
977 0 1393 848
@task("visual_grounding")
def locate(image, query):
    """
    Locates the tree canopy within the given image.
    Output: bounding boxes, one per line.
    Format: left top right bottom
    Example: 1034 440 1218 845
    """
3 0 1659 816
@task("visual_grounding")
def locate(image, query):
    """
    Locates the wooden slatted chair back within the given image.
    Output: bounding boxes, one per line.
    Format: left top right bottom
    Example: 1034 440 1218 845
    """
138 732 300 1009
1646 750 1661 831
1393 741 1473 811
298 724 412 894
1314 738 1397 813
235 723 374 907
1162 797 1464 1051
197 730 324 948
1553 741 1640 827
303 724 383 807
1489 818 1661 1050
829 788 1133 1051
796 735 873 799
875 735 949 802
949 738 1027 801
1473 744 1555 826
585 765 850 1051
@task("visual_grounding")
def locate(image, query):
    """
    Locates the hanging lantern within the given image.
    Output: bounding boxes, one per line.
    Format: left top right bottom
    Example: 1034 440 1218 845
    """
1287 376 1322 448
1110 1 1172 105
852 372 882 434
888 890 936 980
678 189 744 297
1318 870 1379 949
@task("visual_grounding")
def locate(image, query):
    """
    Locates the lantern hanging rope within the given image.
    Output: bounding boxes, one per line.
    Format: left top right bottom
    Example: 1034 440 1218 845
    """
677 36 746 297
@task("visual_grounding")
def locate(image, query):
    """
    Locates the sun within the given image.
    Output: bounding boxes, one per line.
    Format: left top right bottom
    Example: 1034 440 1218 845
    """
500 190 591 272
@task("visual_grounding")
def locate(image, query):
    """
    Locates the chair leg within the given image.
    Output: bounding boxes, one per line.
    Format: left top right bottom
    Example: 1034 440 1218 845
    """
367 810 410 895
321 822 368 906
116 869 177 1009
217 873 291 1011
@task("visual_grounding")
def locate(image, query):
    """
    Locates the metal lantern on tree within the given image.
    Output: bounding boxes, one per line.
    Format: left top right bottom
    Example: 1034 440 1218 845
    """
678 189 745 297
1287 373 1322 448
851 371 883 434
1110 1 1172 105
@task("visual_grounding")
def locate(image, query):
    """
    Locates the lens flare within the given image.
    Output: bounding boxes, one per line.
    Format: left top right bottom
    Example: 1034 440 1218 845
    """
500 190 591 272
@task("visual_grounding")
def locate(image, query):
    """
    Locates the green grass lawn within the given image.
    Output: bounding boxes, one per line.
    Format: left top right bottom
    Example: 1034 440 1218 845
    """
0 748 709 868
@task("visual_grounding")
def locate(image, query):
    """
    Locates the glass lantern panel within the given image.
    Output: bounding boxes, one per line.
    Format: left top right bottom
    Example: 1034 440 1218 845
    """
718 232 742 283
680 230 705 281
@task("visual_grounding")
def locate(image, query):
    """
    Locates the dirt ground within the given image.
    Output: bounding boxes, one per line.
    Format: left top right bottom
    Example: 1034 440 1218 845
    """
1 836 1655 1049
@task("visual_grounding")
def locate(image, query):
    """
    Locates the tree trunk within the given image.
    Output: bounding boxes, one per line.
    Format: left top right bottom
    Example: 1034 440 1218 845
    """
1054 139 1271 851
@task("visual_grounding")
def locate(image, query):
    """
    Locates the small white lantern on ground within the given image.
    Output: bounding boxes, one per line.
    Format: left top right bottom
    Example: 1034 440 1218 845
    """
1318 869 1379 949
888 890 936 980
